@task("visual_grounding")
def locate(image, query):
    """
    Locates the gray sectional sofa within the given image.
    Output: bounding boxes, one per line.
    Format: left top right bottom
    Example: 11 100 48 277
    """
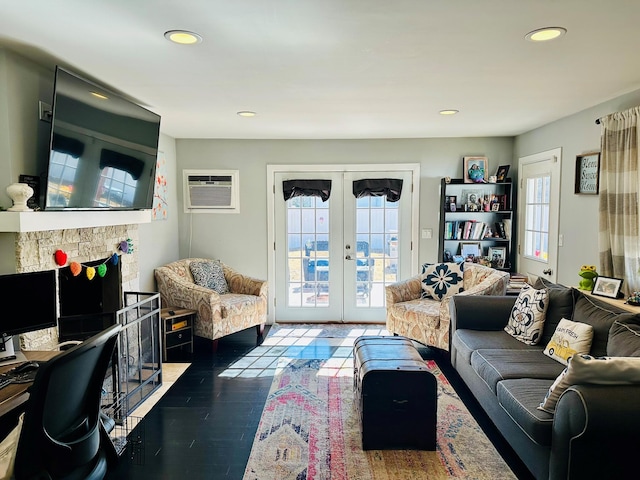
449 282 640 480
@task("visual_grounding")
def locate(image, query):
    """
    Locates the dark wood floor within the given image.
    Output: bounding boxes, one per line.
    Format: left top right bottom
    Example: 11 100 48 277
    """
107 326 533 480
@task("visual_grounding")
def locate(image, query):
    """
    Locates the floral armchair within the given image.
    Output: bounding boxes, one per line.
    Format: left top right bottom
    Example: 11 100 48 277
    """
154 258 267 345
385 262 509 351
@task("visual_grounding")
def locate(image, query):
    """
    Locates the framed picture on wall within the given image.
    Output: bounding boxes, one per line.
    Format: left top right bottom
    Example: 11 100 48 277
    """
574 152 600 194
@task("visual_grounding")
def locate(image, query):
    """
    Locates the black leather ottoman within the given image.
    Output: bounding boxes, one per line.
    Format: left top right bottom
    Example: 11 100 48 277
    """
353 336 437 450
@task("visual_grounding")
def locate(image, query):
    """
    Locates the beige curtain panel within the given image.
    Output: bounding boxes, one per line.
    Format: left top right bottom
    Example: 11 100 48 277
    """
598 106 640 295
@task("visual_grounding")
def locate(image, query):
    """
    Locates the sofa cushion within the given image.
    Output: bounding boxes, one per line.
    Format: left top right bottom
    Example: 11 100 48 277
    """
190 260 229 294
531 278 575 346
420 262 463 301
608 318 640 356
452 329 540 366
538 354 640 414
543 318 593 365
471 349 564 394
497 379 554 447
572 289 639 357
220 293 262 318
504 284 549 345
388 298 441 328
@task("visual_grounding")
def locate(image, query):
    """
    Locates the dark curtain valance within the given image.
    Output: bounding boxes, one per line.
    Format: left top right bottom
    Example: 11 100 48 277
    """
100 149 145 180
352 178 403 202
52 133 85 158
283 179 332 202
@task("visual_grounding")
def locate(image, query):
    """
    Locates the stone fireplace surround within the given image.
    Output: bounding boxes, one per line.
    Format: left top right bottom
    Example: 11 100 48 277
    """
13 224 140 350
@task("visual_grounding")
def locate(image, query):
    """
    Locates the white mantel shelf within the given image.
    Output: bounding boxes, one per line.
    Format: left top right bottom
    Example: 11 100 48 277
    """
0 210 151 232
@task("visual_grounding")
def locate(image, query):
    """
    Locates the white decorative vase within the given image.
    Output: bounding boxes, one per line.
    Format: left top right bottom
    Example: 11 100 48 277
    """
6 182 34 212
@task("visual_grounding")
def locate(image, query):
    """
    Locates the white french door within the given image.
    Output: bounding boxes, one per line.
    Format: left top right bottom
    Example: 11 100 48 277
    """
270 166 418 323
517 148 561 283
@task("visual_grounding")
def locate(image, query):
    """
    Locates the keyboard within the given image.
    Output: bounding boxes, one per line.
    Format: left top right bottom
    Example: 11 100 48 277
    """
0 374 12 390
6 369 38 384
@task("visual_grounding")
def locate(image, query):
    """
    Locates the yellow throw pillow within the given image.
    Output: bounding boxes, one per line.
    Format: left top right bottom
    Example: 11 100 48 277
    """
543 318 594 365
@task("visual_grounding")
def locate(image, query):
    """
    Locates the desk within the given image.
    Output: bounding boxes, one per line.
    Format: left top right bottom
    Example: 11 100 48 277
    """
0 351 58 418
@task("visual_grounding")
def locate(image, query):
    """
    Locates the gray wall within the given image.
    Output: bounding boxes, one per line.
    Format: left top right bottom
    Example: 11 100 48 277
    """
138 133 179 291
175 137 514 280
0 49 52 208
514 87 640 287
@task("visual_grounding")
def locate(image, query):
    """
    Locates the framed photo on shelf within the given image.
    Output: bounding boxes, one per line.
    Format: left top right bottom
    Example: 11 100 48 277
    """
463 156 488 183
461 189 481 211
591 276 623 298
445 195 457 211
460 242 482 259
488 246 507 268
574 152 600 194
495 165 510 182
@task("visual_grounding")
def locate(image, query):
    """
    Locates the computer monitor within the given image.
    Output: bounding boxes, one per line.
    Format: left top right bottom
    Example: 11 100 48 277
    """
0 270 58 363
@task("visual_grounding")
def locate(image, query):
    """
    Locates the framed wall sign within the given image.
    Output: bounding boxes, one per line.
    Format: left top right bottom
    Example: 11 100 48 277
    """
574 152 600 194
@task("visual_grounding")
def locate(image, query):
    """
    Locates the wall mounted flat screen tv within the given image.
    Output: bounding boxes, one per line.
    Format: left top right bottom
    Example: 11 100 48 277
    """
44 67 161 210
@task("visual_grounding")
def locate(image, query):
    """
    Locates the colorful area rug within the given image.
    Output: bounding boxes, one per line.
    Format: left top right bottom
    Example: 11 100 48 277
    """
243 348 515 479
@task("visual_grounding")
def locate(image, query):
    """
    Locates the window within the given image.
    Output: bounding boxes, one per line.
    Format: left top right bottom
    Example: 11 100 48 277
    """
524 175 550 261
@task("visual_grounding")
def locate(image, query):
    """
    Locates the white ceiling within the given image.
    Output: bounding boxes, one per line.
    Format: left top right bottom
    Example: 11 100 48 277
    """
1 0 639 140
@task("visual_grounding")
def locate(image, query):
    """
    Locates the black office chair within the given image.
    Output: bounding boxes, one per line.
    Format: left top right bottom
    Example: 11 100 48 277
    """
13 323 122 480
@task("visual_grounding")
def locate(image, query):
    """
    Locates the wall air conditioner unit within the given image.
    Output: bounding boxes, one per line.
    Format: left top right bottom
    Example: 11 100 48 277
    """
183 169 239 213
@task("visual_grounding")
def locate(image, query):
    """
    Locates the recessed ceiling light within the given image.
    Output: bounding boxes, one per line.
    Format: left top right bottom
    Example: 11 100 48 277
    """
90 91 108 100
525 27 567 42
439 109 459 116
237 111 257 117
164 30 203 45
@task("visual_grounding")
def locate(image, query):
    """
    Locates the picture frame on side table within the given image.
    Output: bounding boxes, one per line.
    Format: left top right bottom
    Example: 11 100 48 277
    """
463 156 488 183
574 152 600 194
591 276 623 299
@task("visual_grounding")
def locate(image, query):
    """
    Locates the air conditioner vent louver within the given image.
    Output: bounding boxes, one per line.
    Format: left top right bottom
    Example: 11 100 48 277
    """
183 170 239 213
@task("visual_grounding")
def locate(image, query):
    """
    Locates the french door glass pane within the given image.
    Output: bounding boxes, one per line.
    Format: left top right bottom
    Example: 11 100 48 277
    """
354 195 399 308
287 196 329 308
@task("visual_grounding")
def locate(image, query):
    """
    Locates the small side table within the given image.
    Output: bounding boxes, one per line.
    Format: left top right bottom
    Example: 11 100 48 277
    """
160 307 195 362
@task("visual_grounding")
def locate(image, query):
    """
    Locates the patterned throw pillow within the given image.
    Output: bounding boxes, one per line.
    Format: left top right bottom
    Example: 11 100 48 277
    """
538 354 640 413
543 318 593 365
189 260 229 294
504 284 549 345
421 262 464 301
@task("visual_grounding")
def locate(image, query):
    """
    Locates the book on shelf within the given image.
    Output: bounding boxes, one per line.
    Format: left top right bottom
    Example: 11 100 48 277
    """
444 220 491 240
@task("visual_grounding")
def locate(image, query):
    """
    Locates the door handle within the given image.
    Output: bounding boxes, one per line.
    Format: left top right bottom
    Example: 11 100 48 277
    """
542 269 552 275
